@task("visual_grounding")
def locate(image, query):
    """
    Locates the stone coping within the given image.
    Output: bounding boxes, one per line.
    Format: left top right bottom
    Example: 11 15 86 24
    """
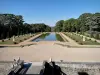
0 59 24 75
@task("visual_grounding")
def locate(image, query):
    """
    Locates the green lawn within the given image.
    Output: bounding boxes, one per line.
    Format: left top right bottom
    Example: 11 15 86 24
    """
0 33 40 45
64 32 100 45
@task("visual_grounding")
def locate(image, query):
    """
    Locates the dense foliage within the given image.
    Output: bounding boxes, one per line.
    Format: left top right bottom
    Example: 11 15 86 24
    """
55 12 100 32
0 14 51 39
55 20 64 32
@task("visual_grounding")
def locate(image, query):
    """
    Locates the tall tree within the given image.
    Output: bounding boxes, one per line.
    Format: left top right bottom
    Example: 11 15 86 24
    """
63 18 76 32
78 13 92 32
55 20 64 32
0 13 51 39
86 13 100 32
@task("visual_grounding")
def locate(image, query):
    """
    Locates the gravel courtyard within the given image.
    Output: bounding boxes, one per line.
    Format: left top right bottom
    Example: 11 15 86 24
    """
0 43 100 62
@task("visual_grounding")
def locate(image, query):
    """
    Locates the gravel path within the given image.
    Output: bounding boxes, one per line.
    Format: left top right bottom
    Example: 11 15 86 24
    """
60 33 79 46
0 44 100 62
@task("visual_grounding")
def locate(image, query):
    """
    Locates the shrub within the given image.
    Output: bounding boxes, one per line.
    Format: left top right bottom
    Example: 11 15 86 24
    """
24 38 27 40
28 44 31 46
20 45 24 48
8 38 10 40
13 42 18 44
88 38 91 40
1 39 4 42
19 40 22 42
75 40 78 42
94 40 97 42
79 42 83 45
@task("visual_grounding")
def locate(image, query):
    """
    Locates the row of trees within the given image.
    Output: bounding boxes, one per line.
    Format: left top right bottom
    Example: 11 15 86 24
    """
55 13 100 33
0 14 51 39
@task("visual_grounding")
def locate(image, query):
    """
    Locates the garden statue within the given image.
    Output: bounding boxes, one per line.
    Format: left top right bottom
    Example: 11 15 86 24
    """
30 33 32 36
13 36 15 42
83 36 86 41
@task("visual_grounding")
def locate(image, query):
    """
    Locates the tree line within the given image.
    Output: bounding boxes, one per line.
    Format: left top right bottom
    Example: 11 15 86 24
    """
0 14 51 39
55 12 100 33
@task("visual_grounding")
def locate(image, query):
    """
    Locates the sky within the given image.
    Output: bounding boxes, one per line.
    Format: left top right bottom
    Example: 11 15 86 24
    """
0 0 100 26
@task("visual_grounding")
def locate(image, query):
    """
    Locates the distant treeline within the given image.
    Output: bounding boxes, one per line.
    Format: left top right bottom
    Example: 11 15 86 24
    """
0 14 51 39
55 12 100 32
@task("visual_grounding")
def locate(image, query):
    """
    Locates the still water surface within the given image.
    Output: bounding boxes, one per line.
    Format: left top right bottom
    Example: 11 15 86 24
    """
32 33 64 42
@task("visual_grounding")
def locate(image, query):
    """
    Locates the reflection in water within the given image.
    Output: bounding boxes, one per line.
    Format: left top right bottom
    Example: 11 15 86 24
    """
39 33 50 39
56 34 64 42
32 33 64 42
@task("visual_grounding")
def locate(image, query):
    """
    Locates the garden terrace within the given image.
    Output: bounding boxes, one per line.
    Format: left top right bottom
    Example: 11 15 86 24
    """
0 33 40 45
64 32 100 45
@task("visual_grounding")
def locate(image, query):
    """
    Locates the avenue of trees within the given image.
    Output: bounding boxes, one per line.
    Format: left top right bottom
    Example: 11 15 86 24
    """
0 14 51 39
55 12 100 38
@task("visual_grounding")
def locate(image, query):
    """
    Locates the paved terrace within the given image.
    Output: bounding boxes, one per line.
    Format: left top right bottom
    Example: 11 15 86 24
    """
0 33 43 47
0 44 100 62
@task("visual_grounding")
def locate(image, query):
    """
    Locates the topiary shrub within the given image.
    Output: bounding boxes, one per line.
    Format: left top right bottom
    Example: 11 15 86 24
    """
1 39 4 42
20 45 24 48
75 40 78 42
13 42 18 44
79 42 83 45
94 40 97 42
24 38 27 40
88 38 91 40
28 44 31 46
19 40 22 42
